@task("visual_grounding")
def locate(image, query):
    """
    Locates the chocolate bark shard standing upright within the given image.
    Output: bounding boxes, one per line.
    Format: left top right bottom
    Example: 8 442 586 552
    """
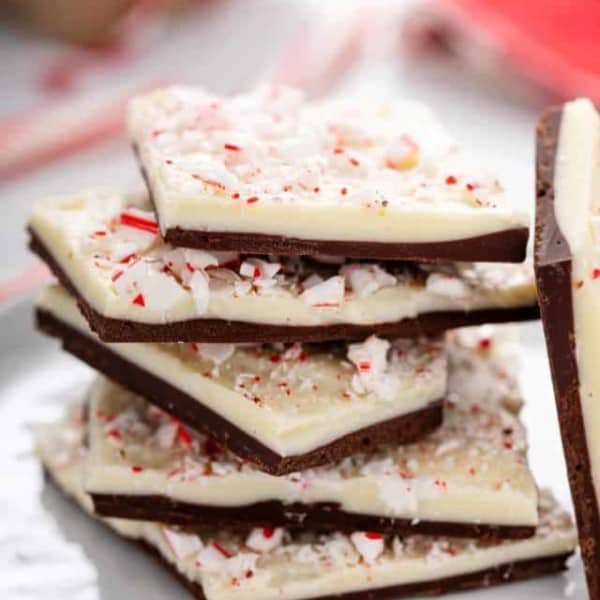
128 85 529 262
535 98 600 599
28 191 538 344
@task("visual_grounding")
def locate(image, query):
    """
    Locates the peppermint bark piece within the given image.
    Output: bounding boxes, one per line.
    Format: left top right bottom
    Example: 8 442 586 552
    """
84 324 538 539
535 98 600 599
28 191 538 343
36 416 576 600
128 85 529 262
36 285 446 475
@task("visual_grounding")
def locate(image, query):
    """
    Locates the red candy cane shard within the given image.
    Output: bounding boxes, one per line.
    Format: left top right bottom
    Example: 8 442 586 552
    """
120 212 159 235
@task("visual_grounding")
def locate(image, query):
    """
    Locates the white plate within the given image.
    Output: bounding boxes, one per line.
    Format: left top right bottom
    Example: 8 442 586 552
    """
0 298 586 599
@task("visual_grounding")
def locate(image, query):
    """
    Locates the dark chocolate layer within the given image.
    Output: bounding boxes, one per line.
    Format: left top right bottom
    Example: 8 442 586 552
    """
136 147 529 263
46 466 570 600
36 309 443 476
28 230 539 344
163 226 530 263
91 493 535 541
535 105 600 599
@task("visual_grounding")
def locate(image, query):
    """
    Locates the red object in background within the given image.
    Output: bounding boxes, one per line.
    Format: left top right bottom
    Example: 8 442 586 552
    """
412 0 600 102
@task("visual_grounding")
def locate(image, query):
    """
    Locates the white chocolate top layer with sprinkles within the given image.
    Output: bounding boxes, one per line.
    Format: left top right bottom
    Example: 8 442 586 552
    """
128 85 528 245
36 414 575 600
29 191 536 326
81 326 538 527
37 285 446 457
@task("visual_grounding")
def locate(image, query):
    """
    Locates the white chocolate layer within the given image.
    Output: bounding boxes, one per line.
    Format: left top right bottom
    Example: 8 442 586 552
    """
128 86 528 245
554 99 600 509
83 325 538 527
36 419 575 600
29 191 536 326
37 285 446 457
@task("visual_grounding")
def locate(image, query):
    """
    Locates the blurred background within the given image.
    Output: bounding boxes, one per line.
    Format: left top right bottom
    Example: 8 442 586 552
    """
1 0 599 305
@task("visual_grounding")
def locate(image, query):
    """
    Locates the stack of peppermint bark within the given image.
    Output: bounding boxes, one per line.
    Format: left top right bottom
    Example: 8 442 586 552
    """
29 86 575 599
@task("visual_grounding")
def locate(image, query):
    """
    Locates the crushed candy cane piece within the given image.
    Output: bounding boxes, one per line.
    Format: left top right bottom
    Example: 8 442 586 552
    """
162 528 203 559
426 273 470 300
301 275 344 307
245 528 284 553
350 531 384 564
189 270 210 314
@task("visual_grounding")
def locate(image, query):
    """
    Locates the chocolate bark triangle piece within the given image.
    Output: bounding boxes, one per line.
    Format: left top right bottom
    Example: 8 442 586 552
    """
61 323 540 539
35 285 447 475
28 191 538 344
36 412 576 600
128 85 529 262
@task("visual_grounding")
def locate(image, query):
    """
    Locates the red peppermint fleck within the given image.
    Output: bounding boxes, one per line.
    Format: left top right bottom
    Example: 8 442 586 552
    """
131 465 144 473
478 338 492 351
132 293 145 307
470 404 481 414
224 143 241 152
466 183 477 192
253 267 261 278
246 196 259 204
177 424 193 448
245 570 253 579
111 270 124 282
313 187 320 193
151 129 162 138
262 528 275 538
503 441 513 450
232 192 241 200
93 230 107 237
190 342 199 351
165 159 173 165
213 542 231 558
365 532 383 540
119 252 137 264
269 354 281 363
107 428 121 440
185 262 195 273
445 175 457 185
348 157 360 167
358 360 371 372
468 467 476 476
592 269 600 279
333 147 344 154
340 187 348 195
120 211 159 235
313 302 340 307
